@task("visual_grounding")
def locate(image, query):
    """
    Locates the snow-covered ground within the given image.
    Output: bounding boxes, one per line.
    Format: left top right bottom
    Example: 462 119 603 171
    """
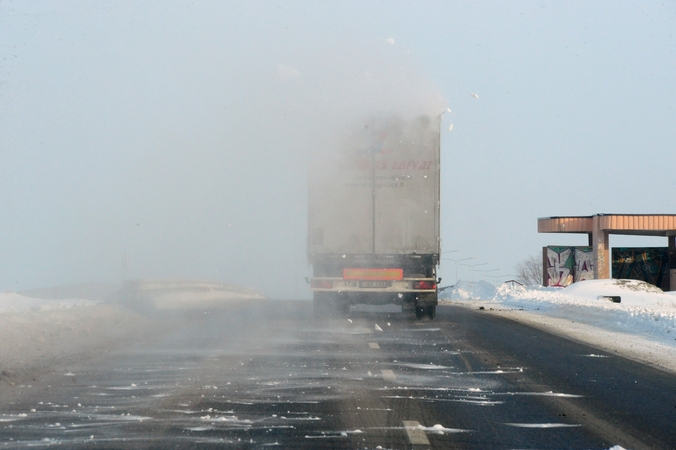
0 281 266 387
0 291 100 313
0 295 149 389
440 279 676 373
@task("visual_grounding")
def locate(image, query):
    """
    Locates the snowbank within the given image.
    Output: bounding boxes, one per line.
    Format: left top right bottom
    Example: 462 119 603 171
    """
439 280 496 301
0 281 267 388
0 302 150 387
440 279 676 372
0 291 99 313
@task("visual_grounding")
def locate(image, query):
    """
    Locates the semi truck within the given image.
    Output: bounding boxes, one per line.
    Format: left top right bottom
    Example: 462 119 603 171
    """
307 114 441 319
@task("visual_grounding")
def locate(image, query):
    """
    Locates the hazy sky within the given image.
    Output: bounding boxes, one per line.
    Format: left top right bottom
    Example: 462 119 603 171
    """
2 1 675 297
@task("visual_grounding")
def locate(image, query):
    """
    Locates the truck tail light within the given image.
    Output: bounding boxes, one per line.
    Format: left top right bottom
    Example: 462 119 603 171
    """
311 279 333 289
412 280 436 290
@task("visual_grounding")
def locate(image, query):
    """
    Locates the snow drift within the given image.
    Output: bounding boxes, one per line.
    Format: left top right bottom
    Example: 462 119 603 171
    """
440 279 676 370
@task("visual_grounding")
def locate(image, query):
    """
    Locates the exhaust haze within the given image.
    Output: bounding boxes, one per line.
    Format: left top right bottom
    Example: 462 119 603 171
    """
0 2 442 298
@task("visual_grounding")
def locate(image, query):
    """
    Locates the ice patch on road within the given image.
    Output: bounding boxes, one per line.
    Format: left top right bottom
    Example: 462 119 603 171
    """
422 423 472 434
504 422 581 428
107 385 150 391
65 413 153 422
497 391 584 398
367 424 471 434
304 432 348 439
186 426 214 431
447 398 504 406
383 395 503 406
395 363 451 370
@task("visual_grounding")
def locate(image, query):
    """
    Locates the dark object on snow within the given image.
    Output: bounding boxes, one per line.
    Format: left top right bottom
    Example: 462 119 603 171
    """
598 295 621 303
479 306 485 310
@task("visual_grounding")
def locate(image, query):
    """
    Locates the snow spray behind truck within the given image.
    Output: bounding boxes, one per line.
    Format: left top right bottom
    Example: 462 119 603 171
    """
308 114 441 319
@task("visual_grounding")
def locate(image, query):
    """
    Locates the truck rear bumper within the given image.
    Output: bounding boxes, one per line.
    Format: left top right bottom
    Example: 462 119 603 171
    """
309 277 436 293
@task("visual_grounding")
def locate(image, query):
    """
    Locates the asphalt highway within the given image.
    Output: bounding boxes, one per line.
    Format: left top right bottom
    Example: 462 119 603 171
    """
0 301 674 449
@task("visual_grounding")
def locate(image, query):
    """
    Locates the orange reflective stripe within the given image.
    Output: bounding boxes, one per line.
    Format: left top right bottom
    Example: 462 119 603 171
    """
343 268 403 280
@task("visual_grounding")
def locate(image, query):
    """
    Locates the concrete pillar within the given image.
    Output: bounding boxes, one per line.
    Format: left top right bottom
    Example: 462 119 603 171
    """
669 234 676 292
592 216 610 279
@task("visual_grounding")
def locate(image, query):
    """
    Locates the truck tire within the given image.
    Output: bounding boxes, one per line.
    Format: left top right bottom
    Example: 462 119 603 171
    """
415 306 425 319
414 304 436 320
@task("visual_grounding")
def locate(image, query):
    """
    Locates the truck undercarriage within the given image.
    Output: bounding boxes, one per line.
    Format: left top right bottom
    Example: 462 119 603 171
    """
310 254 439 319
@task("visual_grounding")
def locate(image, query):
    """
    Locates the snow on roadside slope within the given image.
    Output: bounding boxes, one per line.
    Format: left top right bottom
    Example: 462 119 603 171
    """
440 279 676 372
0 300 149 387
0 281 267 387
0 291 99 313
439 280 497 301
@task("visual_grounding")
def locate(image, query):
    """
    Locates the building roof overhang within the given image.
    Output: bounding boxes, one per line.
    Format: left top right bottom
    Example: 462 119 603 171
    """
538 214 676 237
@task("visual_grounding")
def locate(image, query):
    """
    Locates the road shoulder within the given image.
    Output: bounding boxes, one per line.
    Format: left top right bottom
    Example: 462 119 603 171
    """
440 301 676 375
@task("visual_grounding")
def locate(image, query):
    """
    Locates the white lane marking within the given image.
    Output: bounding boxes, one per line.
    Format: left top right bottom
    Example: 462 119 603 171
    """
381 370 396 382
369 342 380 349
402 420 430 445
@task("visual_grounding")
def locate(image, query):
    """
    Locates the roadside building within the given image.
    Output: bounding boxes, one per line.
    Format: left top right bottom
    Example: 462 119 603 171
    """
538 214 676 290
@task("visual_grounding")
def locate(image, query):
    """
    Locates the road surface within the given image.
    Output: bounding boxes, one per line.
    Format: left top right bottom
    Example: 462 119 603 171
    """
0 301 674 449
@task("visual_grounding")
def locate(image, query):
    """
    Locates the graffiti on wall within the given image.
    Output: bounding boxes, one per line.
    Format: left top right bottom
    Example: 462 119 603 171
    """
545 246 671 289
545 246 573 287
612 247 669 291
544 246 594 287
573 247 594 282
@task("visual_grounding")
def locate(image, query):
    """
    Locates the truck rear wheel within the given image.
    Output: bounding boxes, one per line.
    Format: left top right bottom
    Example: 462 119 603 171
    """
415 305 436 320
415 306 425 319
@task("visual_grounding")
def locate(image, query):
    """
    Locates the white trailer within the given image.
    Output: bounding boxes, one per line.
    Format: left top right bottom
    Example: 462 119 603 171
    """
308 114 441 319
